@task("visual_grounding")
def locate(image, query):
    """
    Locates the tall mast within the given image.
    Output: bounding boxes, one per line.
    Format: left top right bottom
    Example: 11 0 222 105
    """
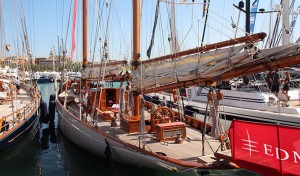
83 0 88 86
245 0 250 34
282 0 290 45
169 0 184 121
170 0 180 53
132 0 141 116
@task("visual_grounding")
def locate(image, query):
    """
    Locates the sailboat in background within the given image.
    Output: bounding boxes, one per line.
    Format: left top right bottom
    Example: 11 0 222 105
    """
57 0 300 174
148 0 300 128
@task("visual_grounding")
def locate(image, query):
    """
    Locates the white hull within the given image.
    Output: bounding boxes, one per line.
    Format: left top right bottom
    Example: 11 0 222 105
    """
56 100 199 172
152 87 300 127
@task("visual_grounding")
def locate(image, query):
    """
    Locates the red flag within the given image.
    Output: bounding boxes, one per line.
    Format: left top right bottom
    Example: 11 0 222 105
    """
229 120 300 176
71 0 78 59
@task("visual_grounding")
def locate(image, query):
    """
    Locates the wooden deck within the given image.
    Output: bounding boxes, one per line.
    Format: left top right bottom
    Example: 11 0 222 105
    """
95 118 230 164
285 99 300 107
66 98 231 165
0 87 39 137
0 88 33 121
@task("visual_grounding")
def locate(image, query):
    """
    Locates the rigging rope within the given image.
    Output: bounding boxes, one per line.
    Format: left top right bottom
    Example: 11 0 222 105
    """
90 0 105 65
64 0 73 58
31 0 36 58
93 1 114 116
0 1 6 57
146 0 160 59
201 0 210 47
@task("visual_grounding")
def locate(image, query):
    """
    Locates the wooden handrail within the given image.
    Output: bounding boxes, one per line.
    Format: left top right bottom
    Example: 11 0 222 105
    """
1 97 38 121
0 97 39 132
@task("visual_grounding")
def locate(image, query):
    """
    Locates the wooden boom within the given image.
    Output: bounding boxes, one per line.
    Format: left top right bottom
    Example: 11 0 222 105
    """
142 32 267 64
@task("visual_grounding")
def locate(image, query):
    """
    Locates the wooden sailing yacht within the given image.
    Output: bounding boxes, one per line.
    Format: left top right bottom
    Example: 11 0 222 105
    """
0 78 41 153
57 0 300 173
0 1 41 154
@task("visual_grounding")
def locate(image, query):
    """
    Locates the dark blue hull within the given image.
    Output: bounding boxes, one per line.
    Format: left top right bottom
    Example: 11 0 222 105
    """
0 112 39 153
37 78 53 83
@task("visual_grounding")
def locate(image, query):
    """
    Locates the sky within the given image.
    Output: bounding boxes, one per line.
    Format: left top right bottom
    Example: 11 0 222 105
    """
1 0 300 61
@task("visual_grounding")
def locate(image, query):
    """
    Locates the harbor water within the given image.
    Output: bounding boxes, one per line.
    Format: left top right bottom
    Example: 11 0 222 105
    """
0 83 260 176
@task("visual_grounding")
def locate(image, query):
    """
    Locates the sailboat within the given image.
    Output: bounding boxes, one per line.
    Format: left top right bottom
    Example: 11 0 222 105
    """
57 0 300 173
0 1 41 153
0 78 41 153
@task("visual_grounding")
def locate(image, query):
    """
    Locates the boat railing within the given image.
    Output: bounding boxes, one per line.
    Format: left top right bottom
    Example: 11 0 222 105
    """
0 75 11 79
0 96 40 133
20 82 32 92
67 106 80 118
290 80 300 88
67 104 105 126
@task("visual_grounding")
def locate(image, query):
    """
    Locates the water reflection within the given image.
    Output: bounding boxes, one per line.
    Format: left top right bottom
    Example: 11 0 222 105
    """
0 127 40 176
40 121 57 150
59 132 181 176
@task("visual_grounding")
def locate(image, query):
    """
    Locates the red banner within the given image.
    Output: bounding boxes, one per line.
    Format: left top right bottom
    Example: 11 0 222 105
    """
229 120 300 176
71 0 78 59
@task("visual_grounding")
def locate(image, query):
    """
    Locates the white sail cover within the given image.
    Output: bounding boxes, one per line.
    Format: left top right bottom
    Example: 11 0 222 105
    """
131 43 300 92
131 45 246 91
82 61 129 80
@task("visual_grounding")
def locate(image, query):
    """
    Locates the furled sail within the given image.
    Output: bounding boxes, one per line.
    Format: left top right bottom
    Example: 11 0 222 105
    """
132 45 245 91
82 60 128 80
132 42 300 94
202 44 299 77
